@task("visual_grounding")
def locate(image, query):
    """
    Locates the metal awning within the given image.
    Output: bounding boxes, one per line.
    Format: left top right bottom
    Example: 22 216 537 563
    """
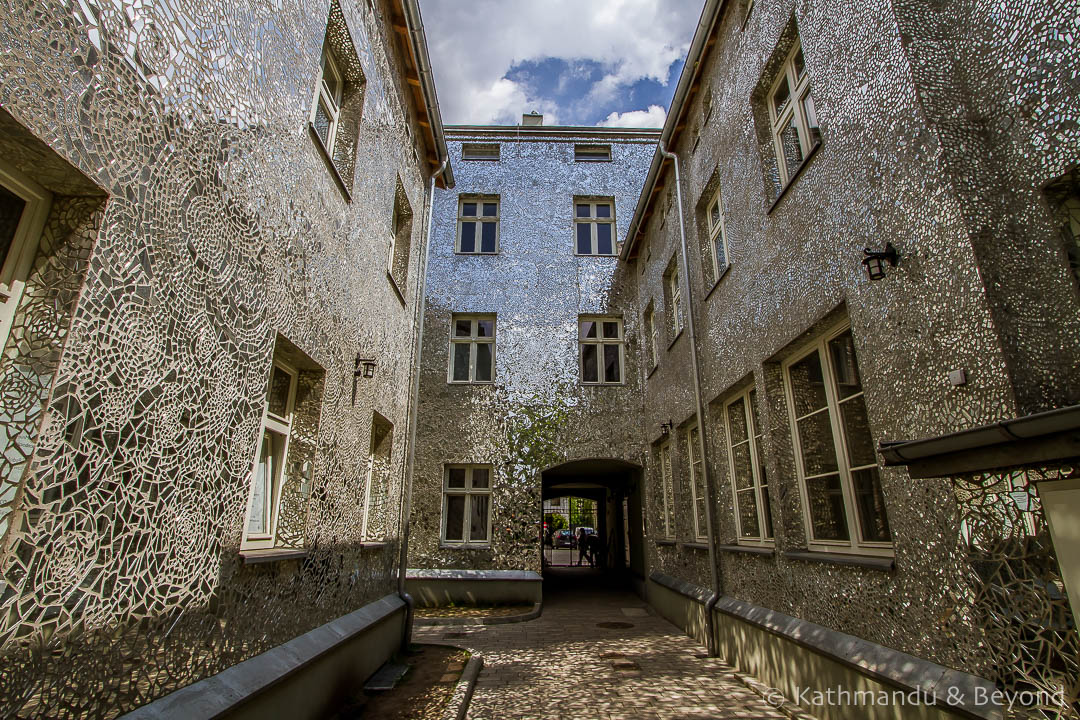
877 404 1080 478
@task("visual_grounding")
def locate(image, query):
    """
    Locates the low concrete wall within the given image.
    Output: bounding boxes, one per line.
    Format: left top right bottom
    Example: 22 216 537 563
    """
124 594 406 720
406 569 542 607
647 573 1001 720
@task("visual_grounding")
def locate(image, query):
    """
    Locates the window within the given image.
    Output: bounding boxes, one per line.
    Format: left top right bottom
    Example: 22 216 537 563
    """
574 198 616 256
665 259 685 341
685 424 708 542
449 314 495 383
457 195 499 254
362 414 393 541
783 324 892 554
644 302 658 370
658 441 675 539
387 177 412 297
704 186 729 284
311 47 343 158
574 144 611 162
442 465 492 545
725 387 773 544
768 40 820 189
0 158 50 352
1044 168 1080 284
462 143 500 161
244 359 298 549
579 316 624 385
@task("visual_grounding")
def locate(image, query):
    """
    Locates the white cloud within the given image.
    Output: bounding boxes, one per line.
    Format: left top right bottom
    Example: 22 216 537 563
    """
419 0 701 125
598 105 667 128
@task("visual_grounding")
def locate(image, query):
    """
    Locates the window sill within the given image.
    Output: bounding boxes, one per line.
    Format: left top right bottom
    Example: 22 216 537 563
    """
717 543 774 557
579 381 626 387
655 538 677 546
573 253 619 258
681 541 710 551
308 124 352 203
447 380 496 386
454 250 499 256
783 549 895 572
703 264 730 301
766 141 822 215
361 541 389 550
386 271 406 306
646 363 659 380
439 543 492 550
239 548 309 565
666 329 684 351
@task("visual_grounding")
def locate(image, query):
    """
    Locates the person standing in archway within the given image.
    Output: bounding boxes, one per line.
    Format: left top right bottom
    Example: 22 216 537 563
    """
576 527 589 566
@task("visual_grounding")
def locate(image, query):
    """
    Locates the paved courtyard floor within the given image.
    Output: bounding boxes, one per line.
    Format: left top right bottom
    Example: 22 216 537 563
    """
414 568 788 720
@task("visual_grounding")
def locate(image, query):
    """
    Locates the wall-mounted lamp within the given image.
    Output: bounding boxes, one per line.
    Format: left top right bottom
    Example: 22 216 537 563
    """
354 354 377 379
660 421 673 436
862 242 899 281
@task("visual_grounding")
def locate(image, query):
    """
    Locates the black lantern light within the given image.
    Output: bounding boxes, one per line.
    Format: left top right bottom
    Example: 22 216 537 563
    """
354 354 377 379
660 420 673 436
861 242 899 281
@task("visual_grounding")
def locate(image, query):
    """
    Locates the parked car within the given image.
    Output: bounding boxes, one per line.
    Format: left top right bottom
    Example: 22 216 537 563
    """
553 529 575 548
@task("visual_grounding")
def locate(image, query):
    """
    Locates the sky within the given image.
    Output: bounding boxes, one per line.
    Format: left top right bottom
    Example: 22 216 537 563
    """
417 0 704 128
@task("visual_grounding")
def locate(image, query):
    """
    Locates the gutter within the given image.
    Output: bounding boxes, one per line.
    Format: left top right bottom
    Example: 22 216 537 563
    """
401 0 455 189
396 157 449 647
620 0 724 261
659 141 722 657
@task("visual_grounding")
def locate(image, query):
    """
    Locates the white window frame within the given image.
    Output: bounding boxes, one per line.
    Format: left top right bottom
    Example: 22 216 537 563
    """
242 359 298 550
782 322 893 556
456 195 500 254
685 423 708 542
644 303 658 371
461 143 500 161
705 186 729 284
310 47 344 155
448 314 496 383
441 464 493 546
767 40 819 187
387 184 412 292
578 316 624 385
725 386 773 546
667 264 684 341
573 198 616 256
658 441 675 539
0 158 51 353
574 144 611 162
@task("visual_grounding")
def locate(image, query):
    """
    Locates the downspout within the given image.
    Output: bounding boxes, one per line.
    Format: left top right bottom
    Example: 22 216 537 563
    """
397 157 448 647
658 142 721 657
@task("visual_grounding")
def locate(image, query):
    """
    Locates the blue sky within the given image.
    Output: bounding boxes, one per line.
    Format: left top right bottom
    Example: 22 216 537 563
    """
418 0 702 128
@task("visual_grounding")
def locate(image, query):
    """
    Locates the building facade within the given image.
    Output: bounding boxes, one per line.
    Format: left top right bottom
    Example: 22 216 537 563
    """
0 0 450 716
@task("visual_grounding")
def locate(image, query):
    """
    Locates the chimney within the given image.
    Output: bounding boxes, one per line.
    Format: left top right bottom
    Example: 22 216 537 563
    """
522 111 543 126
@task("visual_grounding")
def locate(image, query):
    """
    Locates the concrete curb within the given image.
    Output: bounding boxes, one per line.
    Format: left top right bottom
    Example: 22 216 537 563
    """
416 602 542 627
443 655 483 720
735 672 818 720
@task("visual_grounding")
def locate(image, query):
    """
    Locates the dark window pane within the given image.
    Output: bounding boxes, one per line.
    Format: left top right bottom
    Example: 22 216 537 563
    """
737 488 759 538
481 222 497 252
455 319 472 337
313 97 332 147
470 495 489 541
445 495 465 541
840 395 876 468
601 321 619 339
482 202 498 217
731 443 753 490
461 202 477 217
577 223 591 254
802 91 821 147
471 467 490 488
852 467 891 542
793 47 805 78
713 233 726 267
772 74 791 119
452 343 470 381
806 474 848 541
778 113 804 176
476 319 494 337
0 185 26 268
603 344 620 383
576 204 590 218
797 411 838 476
749 389 761 435
596 223 613 255
267 366 292 417
828 331 862 399
447 467 466 488
580 321 597 339
788 351 827 416
460 222 476 253
709 199 721 231
727 398 748 444
474 342 492 381
582 344 598 382
595 203 611 218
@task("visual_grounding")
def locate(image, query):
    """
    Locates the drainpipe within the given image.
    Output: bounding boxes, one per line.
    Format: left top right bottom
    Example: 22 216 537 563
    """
658 142 721 657
397 157 448 647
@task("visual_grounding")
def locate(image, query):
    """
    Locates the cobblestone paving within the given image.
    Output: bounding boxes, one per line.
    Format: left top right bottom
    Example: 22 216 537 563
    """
415 570 787 720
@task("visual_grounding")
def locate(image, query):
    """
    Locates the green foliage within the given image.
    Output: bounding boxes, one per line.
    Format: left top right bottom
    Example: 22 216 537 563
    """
544 513 567 531
569 497 595 527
